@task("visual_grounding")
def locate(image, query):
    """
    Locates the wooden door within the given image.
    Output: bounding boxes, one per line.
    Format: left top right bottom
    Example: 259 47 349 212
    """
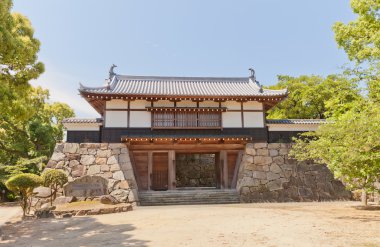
151 152 169 191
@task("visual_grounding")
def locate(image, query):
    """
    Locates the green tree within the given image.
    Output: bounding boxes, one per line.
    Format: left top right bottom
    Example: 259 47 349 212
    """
267 74 361 119
5 173 43 217
42 169 68 205
0 0 75 168
290 102 380 206
333 0 380 63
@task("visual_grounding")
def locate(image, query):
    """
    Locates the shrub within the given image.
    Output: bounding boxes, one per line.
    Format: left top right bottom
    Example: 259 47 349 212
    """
42 169 68 205
5 173 43 217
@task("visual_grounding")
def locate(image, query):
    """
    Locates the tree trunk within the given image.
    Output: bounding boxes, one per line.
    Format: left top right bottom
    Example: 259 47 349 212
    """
361 190 368 206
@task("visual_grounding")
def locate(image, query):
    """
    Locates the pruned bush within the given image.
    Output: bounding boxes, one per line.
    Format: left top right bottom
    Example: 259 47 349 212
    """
5 173 43 217
42 169 68 205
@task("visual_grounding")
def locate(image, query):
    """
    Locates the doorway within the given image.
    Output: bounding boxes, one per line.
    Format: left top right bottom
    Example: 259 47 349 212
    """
175 153 217 188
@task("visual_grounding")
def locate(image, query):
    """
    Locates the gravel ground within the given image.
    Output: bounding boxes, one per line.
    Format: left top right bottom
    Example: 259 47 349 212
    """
0 201 379 247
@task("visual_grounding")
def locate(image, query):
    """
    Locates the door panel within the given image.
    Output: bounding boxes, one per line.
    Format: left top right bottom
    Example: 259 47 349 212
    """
152 152 169 191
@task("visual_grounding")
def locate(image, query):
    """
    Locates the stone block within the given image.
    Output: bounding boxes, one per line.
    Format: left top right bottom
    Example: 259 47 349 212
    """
273 156 285 165
97 149 111 158
64 175 108 197
120 148 129 154
279 148 288 155
256 149 269 156
87 165 100 175
33 186 53 198
46 160 57 168
100 143 109 150
267 172 281 181
254 143 268 149
80 143 100 149
88 148 97 155
79 148 88 155
56 161 65 169
110 189 130 203
113 171 125 180
117 180 130 189
270 163 282 173
267 179 283 191
245 148 256 156
69 160 80 167
253 156 272 165
100 165 110 172
269 149 279 157
51 152 65 162
111 149 121 155
80 155 95 166
109 143 126 149
71 165 85 177
268 143 281 149
54 144 64 153
100 195 118 205
95 157 107 165
110 164 121 172
63 143 79 154
100 172 113 179
107 155 118 165
119 153 130 163
252 171 267 180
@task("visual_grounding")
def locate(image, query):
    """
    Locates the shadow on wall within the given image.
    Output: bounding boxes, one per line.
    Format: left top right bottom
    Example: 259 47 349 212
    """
1 216 149 247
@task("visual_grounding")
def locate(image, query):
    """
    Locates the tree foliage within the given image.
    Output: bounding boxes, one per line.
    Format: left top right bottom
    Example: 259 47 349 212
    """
5 173 43 216
267 74 361 119
0 0 74 170
290 102 380 205
42 169 68 205
333 0 380 63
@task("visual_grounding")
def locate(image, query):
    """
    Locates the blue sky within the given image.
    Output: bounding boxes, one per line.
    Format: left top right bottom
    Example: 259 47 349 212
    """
13 0 355 117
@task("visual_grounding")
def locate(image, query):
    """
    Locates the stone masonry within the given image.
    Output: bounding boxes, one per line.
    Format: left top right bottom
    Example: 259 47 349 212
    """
237 143 351 202
46 143 138 202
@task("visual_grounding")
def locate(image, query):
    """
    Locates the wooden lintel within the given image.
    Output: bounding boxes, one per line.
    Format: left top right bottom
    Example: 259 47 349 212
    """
129 143 245 151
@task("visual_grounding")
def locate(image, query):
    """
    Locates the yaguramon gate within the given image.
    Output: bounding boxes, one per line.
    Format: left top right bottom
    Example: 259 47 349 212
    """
129 143 244 191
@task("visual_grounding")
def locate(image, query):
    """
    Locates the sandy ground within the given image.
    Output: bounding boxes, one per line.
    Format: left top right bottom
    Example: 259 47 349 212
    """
0 201 379 247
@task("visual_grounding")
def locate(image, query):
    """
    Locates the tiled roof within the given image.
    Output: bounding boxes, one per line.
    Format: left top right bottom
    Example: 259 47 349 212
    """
79 75 287 97
266 119 326 124
62 118 103 124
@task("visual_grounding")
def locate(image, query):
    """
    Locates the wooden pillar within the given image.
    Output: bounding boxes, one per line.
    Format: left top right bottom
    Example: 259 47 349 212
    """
220 151 228 189
148 151 152 190
168 150 176 190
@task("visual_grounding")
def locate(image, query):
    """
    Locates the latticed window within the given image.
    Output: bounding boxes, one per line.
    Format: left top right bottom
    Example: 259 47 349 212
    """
152 111 221 128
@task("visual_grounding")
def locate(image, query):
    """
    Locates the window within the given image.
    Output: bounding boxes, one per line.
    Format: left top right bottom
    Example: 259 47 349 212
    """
152 111 221 128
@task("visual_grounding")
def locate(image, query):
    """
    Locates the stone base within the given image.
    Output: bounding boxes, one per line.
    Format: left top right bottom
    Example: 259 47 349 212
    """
237 143 352 202
47 143 139 202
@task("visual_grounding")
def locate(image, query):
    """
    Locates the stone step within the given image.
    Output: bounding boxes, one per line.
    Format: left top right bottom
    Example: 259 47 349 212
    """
139 189 240 206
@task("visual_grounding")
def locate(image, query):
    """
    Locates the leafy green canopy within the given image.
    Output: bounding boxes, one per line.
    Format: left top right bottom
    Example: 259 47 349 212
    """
333 0 380 63
0 0 74 171
267 74 361 119
5 173 43 216
290 102 380 194
42 169 68 188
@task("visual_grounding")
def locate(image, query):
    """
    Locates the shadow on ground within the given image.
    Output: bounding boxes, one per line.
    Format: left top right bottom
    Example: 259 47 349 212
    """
0 216 149 247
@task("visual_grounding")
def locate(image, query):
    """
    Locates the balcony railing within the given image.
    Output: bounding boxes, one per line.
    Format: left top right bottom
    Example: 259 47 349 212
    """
152 111 222 129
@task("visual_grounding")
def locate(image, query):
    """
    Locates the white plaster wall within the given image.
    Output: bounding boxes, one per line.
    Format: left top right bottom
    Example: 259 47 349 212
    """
222 112 242 127
244 101 263 110
176 100 197 107
244 112 265 128
268 124 320 131
154 100 174 107
130 111 151 127
200 101 219 107
105 111 128 127
106 99 128 109
63 123 101 131
130 100 150 109
222 101 241 110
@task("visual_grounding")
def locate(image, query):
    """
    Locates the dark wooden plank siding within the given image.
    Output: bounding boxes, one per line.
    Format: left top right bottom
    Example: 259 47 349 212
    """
227 151 238 188
66 131 100 143
132 151 149 190
152 153 169 190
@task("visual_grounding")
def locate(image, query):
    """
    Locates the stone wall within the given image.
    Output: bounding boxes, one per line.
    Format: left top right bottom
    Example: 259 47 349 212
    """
46 143 138 202
176 154 216 187
237 143 351 202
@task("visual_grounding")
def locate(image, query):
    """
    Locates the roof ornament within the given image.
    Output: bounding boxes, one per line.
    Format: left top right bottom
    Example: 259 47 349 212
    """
109 64 117 79
249 67 263 92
